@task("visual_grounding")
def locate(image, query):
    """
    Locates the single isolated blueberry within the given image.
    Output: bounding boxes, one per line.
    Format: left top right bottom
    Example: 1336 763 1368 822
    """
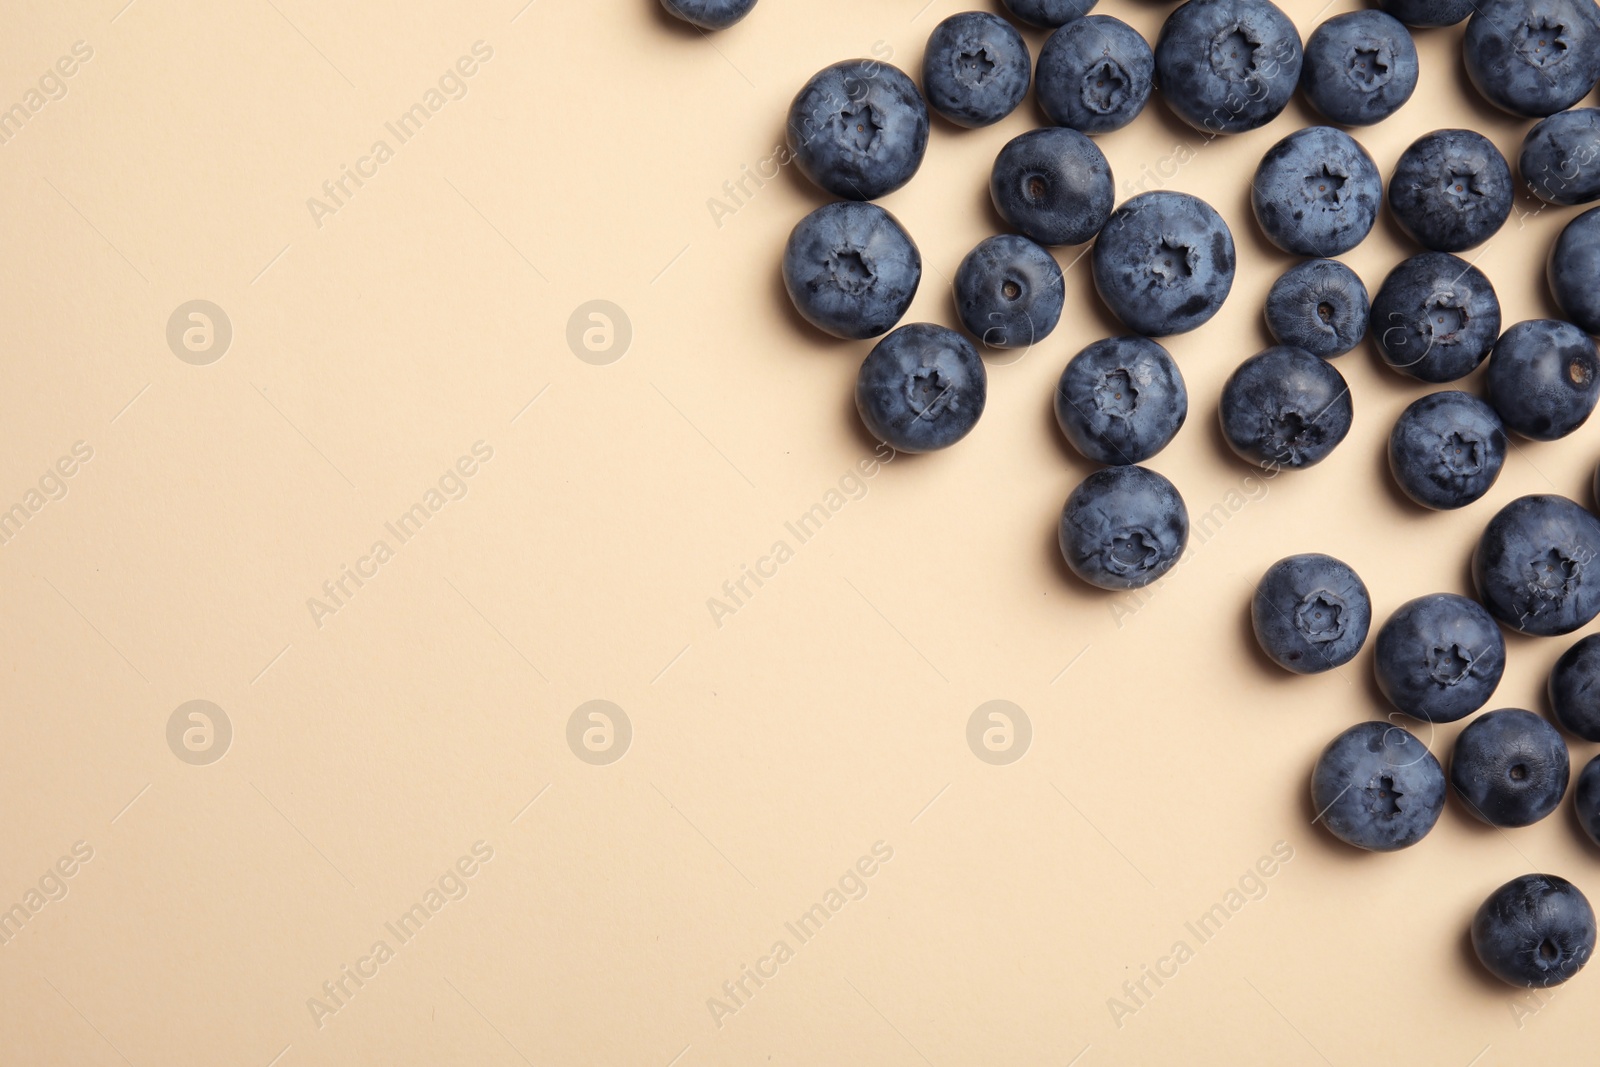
1252 126 1383 257
1300 10 1419 126
922 12 1032 128
990 127 1114 246
1473 494 1600 637
1035 15 1155 134
855 324 986 452
1550 634 1600 741
1054 337 1188 464
1265 259 1369 358
1464 0 1600 118
954 234 1065 350
1002 0 1097 28
1092 191 1236 336
1473 875 1596 988
787 60 930 201
1219 347 1353 470
1387 129 1514 252
1388 391 1507 510
783 202 921 340
1521 109 1600 206
1370 252 1502 383
1058 465 1189 590
1451 708 1570 827
1374 593 1506 723
1381 0 1473 27
1154 0 1303 135
1576 756 1600 844
1251 553 1371 674
1484 319 1600 441
659 0 757 30
1311 720 1447 851
1550 206 1600 335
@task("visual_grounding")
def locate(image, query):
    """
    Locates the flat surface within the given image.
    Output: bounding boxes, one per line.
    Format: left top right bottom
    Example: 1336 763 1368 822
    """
1 0 1597 1063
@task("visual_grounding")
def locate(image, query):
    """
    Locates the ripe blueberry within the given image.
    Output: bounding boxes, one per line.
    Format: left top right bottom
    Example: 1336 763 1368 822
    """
1219 347 1353 470
1369 252 1501 383
1473 494 1600 637
1059 465 1188 590
922 12 1031 128
1387 391 1507 510
787 60 929 201
783 202 920 340
1252 553 1371 674
1264 259 1368 359
1252 126 1382 257
990 127 1115 246
1054 336 1187 464
855 324 986 452
1374 593 1505 723
1473 874 1595 987
1092 191 1235 336
1450 708 1569 827
1312 720 1447 851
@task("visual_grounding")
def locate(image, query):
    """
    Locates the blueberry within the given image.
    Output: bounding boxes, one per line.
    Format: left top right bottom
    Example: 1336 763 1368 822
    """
659 0 757 29
1252 127 1383 257
1311 720 1446 851
1219 347 1352 470
1576 756 1600 843
1264 259 1369 358
1370 252 1502 383
786 60 930 201
1374 593 1506 723
954 234 1064 350
1451 709 1570 827
990 127 1114 247
1380 0 1473 27
1300 11 1418 126
1058 465 1188 590
783 202 921 340
1473 494 1600 637
1002 0 1097 29
1154 0 1303 135
1464 0 1600 118
1387 129 1514 252
855 324 986 453
1251 553 1371 674
1035 15 1154 134
1473 875 1596 988
1388 391 1507 510
1092 191 1236 336
1550 634 1600 741
1520 108 1600 206
922 12 1031 128
1054 337 1187 464
1485 319 1600 441
1549 206 1600 335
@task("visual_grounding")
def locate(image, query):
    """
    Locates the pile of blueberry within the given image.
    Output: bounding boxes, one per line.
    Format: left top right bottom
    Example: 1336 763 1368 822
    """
663 0 1600 990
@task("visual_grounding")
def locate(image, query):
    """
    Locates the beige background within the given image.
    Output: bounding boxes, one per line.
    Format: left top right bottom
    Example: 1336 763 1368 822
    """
1 0 1597 1062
